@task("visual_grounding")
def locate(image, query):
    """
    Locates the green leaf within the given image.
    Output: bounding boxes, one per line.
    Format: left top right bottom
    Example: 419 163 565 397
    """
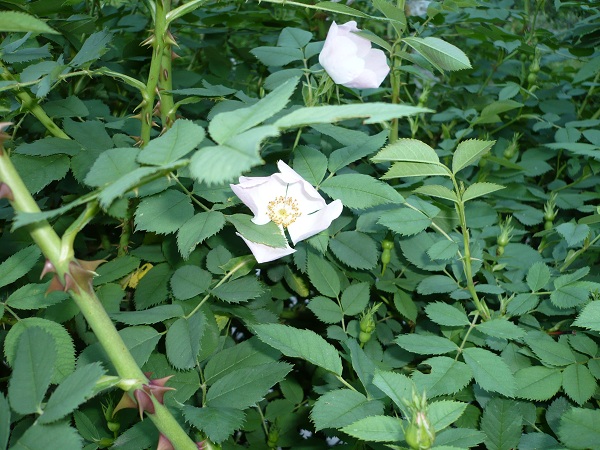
93 255 140 286
414 184 458 202
402 37 471 72
558 407 600 449
253 323 343 375
251 46 304 66
378 207 431 236
211 276 264 303
4 317 75 383
166 311 206 370
111 304 184 325
461 182 505 202
227 214 287 248
39 363 105 424
209 77 298 144
311 389 384 431
381 161 451 179
134 263 172 309
11 154 70 194
14 137 81 157
170 266 212 300
523 331 577 367
418 275 459 295
556 222 590 248
8 327 56 415
0 11 59 34
183 406 245 444
341 282 370 316
395 334 458 355
371 138 440 164
70 30 112 68
427 240 459 260
573 301 600 331
428 400 468 432
307 296 343 324
275 103 430 129
0 245 41 289
85 148 140 187
412 356 473 398
11 423 82 450
329 231 378 270
320 173 404 210
476 318 526 340
206 361 292 409
526 262 551 292
44 96 89 118
341 415 404 442
551 281 593 309
451 139 495 174
474 99 524 125
515 366 562 401
307 250 340 297
435 428 486 448
328 130 388 174
400 232 447 272
135 189 194 235
372 371 414 415
372 0 406 34
138 119 205 165
462 347 515 397
480 398 522 450
177 211 226 259
120 326 161 368
425 302 470 327
293 146 328 185
0 393 9 450
562 363 596 405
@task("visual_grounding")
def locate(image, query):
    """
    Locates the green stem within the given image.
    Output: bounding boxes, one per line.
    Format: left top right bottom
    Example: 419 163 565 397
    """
151 400 197 449
455 311 480 360
158 1 176 131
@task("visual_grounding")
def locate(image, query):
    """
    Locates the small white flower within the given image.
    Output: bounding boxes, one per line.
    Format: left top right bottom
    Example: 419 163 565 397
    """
230 161 343 263
319 21 390 89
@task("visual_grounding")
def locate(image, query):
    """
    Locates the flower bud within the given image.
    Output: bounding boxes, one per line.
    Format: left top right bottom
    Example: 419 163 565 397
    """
359 303 381 344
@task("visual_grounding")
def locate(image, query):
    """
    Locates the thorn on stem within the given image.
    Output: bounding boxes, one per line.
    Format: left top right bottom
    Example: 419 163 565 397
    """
0 183 14 201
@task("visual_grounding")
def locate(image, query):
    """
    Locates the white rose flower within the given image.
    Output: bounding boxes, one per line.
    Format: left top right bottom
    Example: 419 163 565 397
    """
230 161 343 263
318 21 390 89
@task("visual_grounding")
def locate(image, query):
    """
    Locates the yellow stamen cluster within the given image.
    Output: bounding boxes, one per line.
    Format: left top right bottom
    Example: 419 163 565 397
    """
267 196 301 227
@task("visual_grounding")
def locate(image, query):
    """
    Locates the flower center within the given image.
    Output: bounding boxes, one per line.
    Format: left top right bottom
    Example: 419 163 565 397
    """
267 196 301 227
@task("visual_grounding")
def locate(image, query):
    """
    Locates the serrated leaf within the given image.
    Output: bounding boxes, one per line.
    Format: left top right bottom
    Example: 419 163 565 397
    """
292 146 328 185
311 389 384 431
414 184 458 202
171 266 212 300
70 30 112 67
462 347 515 397
412 356 473 397
462 182 505 202
558 407 600 449
523 331 577 367
177 211 226 259
527 262 551 292
166 311 205 370
4 317 74 383
474 99 524 125
400 232 449 272
372 371 414 415
39 363 105 424
135 190 194 235
435 428 486 448
425 302 470 326
382 161 451 179
8 327 56 415
119 326 161 368
341 415 404 442
341 282 370 316
111 304 184 325
551 282 592 309
328 130 388 174
11 423 82 450
562 363 596 405
12 154 70 194
403 36 471 72
329 231 378 269
251 45 304 66
211 276 264 303
476 318 526 340
452 139 495 174
138 119 205 165
372 138 440 164
0 245 41 289
307 296 343 324
378 207 431 236
427 239 459 260
206 361 292 409
395 334 458 355
573 301 600 331
0 392 9 450
0 11 59 34
481 399 522 450
85 148 140 187
253 324 342 375
515 366 562 401
418 275 459 295
307 251 340 297
183 406 245 444
227 213 287 248
321 173 404 210
134 263 171 309
428 400 468 432
556 222 590 248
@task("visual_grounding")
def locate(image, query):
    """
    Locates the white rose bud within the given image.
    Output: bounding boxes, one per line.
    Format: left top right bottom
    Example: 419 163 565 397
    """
319 21 390 89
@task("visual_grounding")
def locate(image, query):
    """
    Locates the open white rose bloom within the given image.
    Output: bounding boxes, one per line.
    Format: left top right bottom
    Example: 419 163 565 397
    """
319 21 390 89
230 161 343 263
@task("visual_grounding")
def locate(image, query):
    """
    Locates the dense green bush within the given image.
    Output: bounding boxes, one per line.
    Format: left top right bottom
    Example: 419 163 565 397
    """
1 0 599 448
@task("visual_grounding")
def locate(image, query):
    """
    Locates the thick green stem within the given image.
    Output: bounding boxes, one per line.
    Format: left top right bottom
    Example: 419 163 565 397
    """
152 400 197 449
1 63 70 140
158 1 176 130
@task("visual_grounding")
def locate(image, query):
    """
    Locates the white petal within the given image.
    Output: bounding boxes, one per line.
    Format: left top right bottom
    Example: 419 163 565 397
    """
231 175 288 225
236 233 295 263
288 199 343 245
